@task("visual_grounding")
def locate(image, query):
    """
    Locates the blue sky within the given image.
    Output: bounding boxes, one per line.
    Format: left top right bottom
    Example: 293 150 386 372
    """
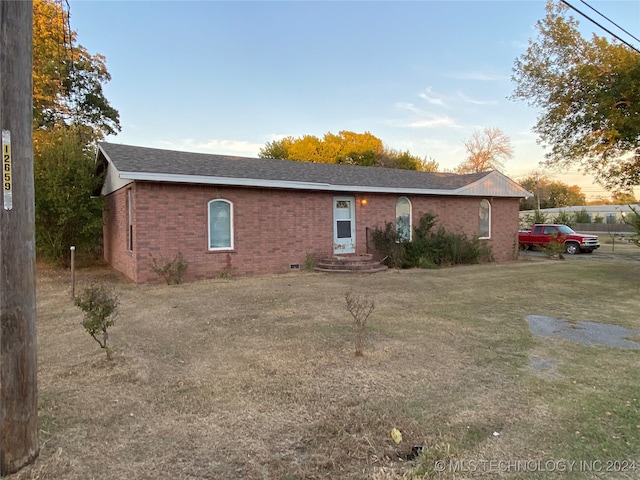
68 0 640 199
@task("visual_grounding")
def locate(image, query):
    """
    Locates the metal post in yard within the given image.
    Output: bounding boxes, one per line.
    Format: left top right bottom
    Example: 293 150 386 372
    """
71 245 76 298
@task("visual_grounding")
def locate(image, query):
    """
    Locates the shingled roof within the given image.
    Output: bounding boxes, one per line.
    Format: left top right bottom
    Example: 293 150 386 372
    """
97 142 532 198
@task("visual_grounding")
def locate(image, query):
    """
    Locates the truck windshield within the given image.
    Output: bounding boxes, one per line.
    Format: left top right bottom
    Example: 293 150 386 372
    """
557 225 575 234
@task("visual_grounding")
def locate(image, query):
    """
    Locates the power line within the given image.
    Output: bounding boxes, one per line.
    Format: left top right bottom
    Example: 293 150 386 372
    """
578 0 640 45
560 0 640 55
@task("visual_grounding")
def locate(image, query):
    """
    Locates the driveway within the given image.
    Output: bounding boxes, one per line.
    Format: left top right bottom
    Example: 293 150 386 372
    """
518 243 640 263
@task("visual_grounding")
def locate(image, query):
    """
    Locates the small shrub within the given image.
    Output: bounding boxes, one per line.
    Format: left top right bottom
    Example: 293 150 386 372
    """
552 211 573 227
150 251 188 284
574 208 591 224
538 235 566 259
74 285 119 360
218 266 235 279
304 252 319 271
345 291 375 357
217 252 236 279
371 222 405 268
521 209 548 229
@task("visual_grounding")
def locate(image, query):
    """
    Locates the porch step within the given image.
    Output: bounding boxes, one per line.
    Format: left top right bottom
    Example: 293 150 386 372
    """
315 253 388 274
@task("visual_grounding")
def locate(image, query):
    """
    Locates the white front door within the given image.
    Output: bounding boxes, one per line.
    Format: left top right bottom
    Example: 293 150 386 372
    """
333 196 355 254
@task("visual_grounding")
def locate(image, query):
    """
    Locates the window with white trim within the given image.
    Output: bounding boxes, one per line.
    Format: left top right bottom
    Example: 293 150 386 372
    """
396 197 412 241
208 199 233 250
479 199 491 239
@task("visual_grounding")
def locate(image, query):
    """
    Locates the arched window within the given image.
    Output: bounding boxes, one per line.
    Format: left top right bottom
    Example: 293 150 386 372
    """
396 197 412 241
208 199 233 250
479 199 491 239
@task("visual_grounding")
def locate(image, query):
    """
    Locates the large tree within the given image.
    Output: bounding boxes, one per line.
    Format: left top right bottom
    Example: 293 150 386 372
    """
455 127 513 174
33 0 120 141
32 0 119 264
610 191 638 205
259 130 437 171
259 131 383 164
518 172 586 210
336 148 439 171
511 1 640 192
33 127 105 265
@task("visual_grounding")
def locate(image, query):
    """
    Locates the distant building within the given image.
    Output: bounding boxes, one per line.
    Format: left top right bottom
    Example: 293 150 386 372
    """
519 205 639 233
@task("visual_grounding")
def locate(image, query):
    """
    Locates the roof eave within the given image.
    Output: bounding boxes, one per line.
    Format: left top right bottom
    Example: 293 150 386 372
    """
118 171 528 197
453 170 533 198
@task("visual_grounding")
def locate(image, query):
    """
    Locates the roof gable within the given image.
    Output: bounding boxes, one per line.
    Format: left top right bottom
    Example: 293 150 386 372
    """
97 142 532 198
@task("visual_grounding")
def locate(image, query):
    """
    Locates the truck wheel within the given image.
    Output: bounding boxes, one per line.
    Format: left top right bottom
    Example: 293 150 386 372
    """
565 242 579 255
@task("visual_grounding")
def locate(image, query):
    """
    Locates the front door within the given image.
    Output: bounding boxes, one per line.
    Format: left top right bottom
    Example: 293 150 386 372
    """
333 196 355 254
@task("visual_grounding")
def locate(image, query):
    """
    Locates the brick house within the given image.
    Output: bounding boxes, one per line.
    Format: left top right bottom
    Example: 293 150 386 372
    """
96 142 532 283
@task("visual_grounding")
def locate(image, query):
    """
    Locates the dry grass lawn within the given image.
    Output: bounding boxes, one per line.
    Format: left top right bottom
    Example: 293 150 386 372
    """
7 248 640 479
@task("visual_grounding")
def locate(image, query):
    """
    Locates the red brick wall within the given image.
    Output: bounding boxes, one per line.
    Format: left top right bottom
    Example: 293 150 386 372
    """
354 194 519 263
104 182 521 283
103 186 138 282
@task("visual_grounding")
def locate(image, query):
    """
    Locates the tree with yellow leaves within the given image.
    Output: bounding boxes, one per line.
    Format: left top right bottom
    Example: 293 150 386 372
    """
32 0 120 264
259 130 438 171
33 0 120 140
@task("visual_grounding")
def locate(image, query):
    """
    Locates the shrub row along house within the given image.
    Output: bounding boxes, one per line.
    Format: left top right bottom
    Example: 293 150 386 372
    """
96 143 532 283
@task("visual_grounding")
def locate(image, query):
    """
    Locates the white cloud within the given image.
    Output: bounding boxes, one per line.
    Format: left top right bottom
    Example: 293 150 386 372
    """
386 110 459 129
405 117 459 129
456 92 498 106
418 87 447 107
390 94 461 130
158 138 262 157
418 86 494 108
393 102 423 114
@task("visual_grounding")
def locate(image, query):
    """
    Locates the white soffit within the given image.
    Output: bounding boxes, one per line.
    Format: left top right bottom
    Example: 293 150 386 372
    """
115 170 530 198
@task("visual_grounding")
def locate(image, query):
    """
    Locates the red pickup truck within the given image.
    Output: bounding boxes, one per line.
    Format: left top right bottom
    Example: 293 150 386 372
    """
518 224 600 254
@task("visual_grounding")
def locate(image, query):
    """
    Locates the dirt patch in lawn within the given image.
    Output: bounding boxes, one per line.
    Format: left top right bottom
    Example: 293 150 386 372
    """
526 315 640 350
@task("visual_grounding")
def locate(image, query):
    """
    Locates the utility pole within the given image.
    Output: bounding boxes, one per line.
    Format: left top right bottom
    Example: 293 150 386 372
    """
0 0 39 475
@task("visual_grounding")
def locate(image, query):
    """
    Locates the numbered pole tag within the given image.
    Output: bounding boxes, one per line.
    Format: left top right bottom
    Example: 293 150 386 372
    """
2 130 12 210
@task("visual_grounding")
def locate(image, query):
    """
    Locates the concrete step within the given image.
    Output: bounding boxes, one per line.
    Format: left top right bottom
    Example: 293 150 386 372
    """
314 254 387 274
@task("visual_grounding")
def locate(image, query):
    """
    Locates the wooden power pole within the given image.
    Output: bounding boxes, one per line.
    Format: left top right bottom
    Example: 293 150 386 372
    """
0 0 39 475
